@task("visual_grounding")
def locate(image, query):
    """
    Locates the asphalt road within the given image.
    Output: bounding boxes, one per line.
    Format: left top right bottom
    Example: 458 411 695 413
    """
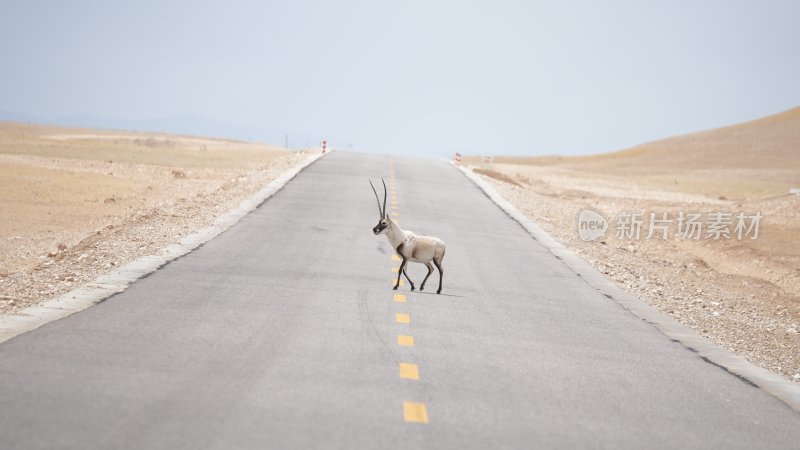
1 152 799 449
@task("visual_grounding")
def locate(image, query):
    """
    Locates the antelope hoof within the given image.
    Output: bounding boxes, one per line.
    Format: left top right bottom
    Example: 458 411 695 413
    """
393 285 399 291
436 289 442 294
410 286 416 291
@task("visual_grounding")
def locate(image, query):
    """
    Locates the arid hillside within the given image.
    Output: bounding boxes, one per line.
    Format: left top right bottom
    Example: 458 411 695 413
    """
466 106 800 383
477 106 800 199
0 122 309 314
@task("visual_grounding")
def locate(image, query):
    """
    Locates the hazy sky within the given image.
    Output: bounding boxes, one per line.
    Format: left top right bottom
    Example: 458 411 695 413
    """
1 1 798 156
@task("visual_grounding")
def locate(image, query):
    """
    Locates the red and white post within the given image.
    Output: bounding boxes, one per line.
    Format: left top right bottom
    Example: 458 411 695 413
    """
454 152 462 165
322 140 327 153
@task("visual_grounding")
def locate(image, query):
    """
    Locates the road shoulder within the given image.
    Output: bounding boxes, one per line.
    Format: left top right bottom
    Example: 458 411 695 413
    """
454 162 800 413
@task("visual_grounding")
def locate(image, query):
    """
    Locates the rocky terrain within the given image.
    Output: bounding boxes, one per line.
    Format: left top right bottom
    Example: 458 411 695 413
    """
0 122 312 315
467 107 800 383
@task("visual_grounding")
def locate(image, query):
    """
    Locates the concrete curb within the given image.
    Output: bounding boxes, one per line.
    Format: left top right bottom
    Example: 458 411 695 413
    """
454 162 800 413
0 151 329 344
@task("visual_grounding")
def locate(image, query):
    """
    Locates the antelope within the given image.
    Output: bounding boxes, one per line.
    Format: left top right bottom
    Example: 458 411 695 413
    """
370 179 446 294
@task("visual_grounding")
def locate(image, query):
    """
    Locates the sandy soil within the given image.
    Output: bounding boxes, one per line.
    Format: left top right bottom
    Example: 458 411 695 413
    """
0 122 315 315
466 107 800 383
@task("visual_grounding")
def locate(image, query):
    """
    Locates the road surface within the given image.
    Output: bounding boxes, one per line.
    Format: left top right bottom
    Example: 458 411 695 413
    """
1 152 799 449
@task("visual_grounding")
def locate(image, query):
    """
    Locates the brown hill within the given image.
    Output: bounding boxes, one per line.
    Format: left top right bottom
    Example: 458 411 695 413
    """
476 107 800 199
580 106 800 172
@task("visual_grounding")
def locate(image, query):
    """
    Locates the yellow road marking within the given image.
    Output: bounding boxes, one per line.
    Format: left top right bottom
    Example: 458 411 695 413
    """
399 363 419 380
391 267 399 273
391 254 401 261
395 313 410 324
391 212 400 217
397 335 415 346
403 402 429 424
393 294 406 303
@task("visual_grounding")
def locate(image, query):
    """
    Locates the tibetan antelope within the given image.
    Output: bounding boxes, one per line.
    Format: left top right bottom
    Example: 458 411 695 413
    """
370 179 446 294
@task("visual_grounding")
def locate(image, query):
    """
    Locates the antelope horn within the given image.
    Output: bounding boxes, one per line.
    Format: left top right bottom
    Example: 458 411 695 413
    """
381 178 387 219
369 180 383 218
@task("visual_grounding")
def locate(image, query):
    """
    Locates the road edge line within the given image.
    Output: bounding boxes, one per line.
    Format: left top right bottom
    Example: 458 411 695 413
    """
453 161 800 413
0 150 329 345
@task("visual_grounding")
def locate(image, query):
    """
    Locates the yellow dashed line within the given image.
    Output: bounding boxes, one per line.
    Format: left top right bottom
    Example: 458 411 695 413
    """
399 363 419 380
386 162 429 425
403 402 429 424
397 335 415 346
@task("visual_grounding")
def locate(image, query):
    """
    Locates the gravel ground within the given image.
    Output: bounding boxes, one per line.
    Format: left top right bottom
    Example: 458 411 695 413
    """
477 169 800 384
0 151 311 316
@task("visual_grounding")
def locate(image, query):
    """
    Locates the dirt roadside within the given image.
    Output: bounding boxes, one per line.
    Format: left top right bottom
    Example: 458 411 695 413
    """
0 122 315 316
463 108 800 383
474 168 799 383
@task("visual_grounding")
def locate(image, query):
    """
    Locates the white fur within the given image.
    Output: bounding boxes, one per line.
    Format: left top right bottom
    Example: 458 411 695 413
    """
371 182 446 294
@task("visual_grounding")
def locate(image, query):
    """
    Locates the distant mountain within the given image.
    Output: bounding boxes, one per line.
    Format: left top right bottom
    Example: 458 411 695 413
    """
484 106 800 172
0 111 339 150
587 106 800 170
0 111 46 124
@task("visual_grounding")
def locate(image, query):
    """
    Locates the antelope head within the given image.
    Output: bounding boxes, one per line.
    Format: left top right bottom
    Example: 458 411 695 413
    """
370 179 389 235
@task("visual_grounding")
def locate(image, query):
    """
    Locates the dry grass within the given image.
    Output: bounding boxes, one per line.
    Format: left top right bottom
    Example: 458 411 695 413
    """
0 122 290 274
0 122 285 169
472 168 523 187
